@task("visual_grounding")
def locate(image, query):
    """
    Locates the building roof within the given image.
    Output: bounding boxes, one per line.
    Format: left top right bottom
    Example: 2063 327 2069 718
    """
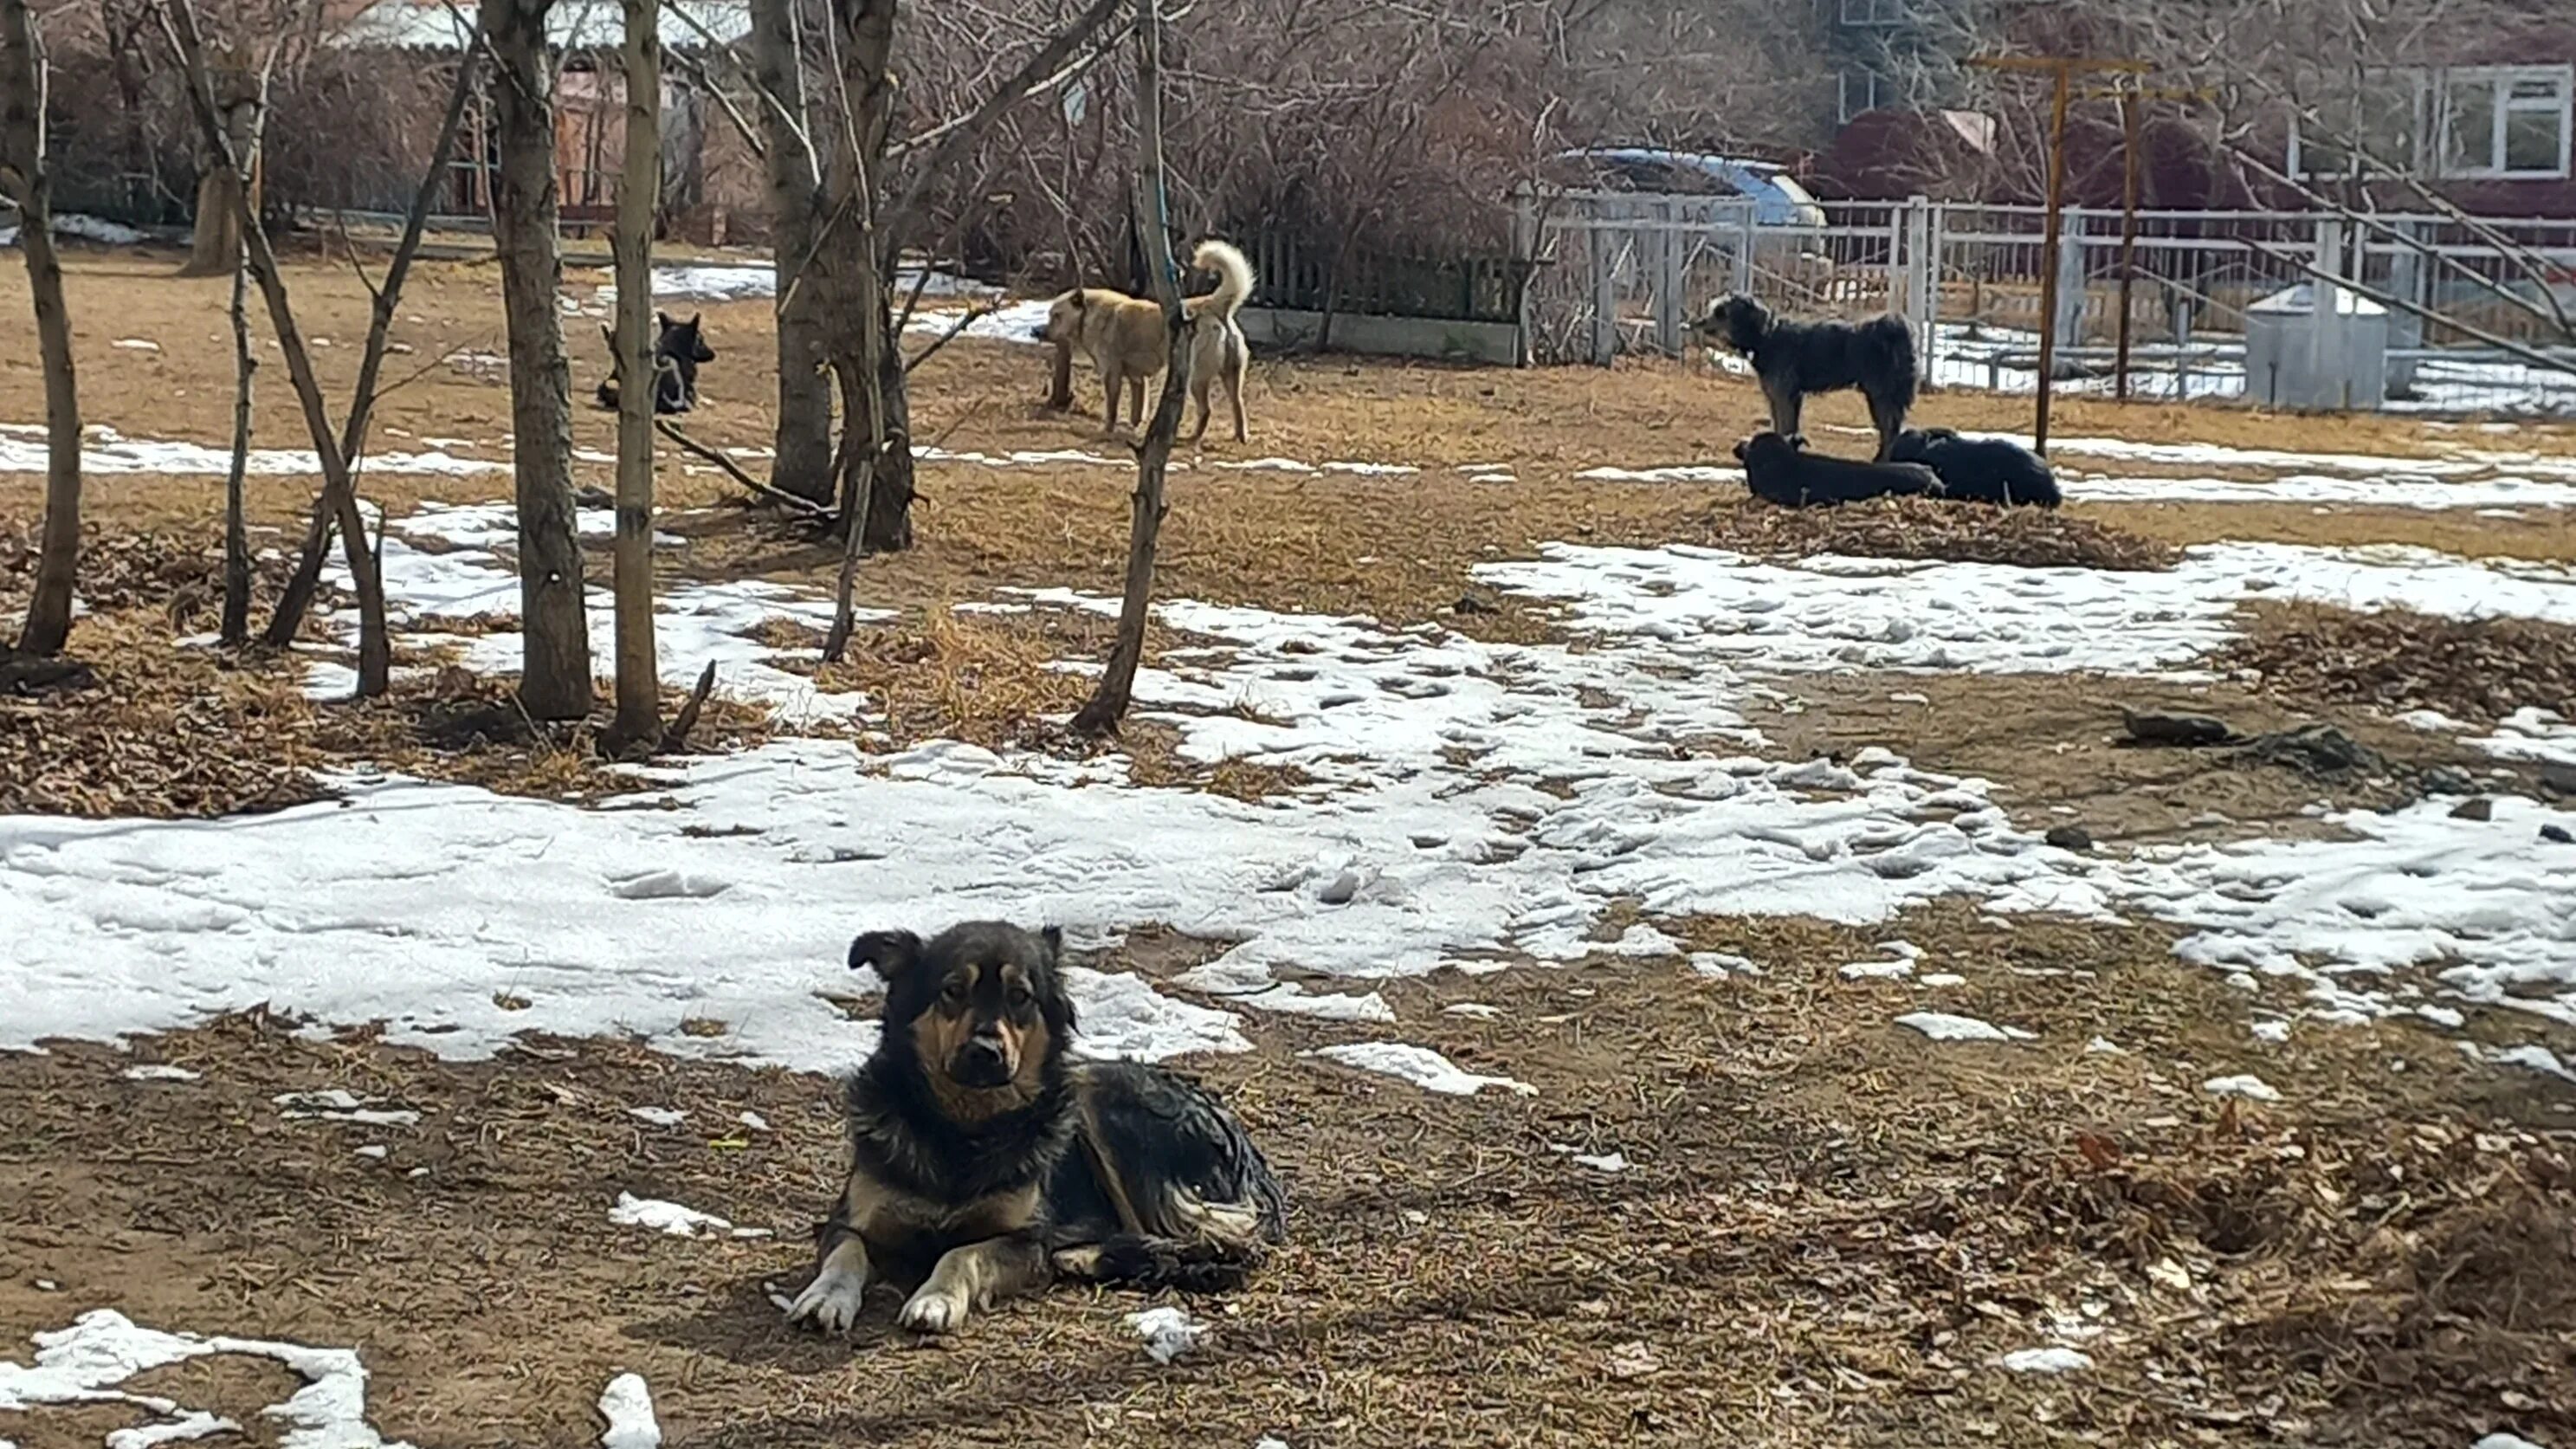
332 0 752 52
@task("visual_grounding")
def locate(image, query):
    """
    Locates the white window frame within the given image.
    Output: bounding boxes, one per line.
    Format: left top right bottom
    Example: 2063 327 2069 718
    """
1838 0 1910 27
2288 68 2430 180
2437 64 2574 180
1837 68 1891 123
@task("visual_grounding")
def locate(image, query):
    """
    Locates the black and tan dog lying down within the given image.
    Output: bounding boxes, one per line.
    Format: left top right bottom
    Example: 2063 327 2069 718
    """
785 921 1286 1336
1733 430 2060 509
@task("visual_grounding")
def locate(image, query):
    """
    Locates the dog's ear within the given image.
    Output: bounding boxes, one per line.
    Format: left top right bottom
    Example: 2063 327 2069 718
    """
1732 437 1751 461
849 929 924 980
1039 925 1064 967
657 310 674 332
1788 434 1808 450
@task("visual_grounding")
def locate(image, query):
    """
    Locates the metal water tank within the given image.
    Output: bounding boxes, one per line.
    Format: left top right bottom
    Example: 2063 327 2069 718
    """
2244 281 2389 411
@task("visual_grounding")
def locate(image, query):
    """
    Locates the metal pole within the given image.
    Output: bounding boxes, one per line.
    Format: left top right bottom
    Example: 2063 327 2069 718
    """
2115 91 2141 401
2033 63 2071 454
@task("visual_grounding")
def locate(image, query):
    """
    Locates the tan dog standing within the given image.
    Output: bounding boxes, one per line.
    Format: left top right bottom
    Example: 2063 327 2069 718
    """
1041 238 1254 443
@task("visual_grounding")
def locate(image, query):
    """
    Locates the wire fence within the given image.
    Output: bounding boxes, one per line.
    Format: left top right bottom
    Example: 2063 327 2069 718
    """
1527 190 2576 417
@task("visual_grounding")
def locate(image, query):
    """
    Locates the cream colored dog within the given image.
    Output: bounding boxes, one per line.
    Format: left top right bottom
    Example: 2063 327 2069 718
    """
1041 239 1254 442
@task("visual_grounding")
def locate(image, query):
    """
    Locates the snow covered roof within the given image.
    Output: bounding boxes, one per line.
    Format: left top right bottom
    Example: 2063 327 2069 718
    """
332 0 752 52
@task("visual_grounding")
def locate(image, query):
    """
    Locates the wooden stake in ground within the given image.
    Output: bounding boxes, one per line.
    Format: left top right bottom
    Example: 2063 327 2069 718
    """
604 0 663 753
0 0 83 658
1969 55 2147 456
1071 0 1190 736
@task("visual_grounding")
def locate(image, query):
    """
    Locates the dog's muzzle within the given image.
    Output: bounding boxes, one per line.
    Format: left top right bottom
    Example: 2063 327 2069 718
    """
950 1032 1014 1089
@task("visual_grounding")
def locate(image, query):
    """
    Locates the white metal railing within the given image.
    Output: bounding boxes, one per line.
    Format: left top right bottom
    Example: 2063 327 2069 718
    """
1524 189 2576 416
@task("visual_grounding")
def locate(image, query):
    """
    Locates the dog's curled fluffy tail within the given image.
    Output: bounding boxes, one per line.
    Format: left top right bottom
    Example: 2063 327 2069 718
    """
1057 1188 1283 1295
1186 239 1255 324
1861 313 1921 411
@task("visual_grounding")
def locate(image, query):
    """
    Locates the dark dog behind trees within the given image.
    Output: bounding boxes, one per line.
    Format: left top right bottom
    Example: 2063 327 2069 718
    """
595 311 713 415
1889 428 2063 508
1733 431 1943 508
1696 294 1917 461
784 921 1287 1336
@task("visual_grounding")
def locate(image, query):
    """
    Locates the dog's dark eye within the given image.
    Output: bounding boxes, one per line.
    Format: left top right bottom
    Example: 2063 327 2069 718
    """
1006 984 1033 1009
940 980 969 1006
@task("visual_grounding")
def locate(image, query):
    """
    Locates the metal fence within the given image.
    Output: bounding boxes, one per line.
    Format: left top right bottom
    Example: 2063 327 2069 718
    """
1527 189 2576 417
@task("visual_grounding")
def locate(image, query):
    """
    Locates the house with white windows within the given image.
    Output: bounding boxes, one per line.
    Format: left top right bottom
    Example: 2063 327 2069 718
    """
2288 55 2576 212
1812 0 2575 216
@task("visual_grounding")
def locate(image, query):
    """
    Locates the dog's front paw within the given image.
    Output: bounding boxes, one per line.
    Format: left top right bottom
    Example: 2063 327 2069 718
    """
897 1284 972 1335
784 1265 869 1333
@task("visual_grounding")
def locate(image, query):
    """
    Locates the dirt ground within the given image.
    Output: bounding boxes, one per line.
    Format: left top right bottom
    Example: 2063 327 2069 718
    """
3 240 2575 1448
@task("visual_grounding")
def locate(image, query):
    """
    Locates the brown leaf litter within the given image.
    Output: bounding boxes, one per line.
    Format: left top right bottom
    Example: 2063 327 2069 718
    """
2220 600 2576 725
0 530 774 818
1701 495 2181 572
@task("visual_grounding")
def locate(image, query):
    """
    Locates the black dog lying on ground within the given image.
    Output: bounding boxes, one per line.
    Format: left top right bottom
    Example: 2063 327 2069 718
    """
784 921 1287 1336
1889 428 2063 508
1695 294 1917 461
1733 431 1943 508
595 311 713 415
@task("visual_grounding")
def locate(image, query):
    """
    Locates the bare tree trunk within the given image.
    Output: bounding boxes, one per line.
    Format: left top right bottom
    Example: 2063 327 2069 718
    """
165 0 393 693
2 0 82 657
218 55 271 646
1071 0 1185 736
221 223 255 644
605 0 662 752
746 0 836 505
484 3 594 719
259 44 482 653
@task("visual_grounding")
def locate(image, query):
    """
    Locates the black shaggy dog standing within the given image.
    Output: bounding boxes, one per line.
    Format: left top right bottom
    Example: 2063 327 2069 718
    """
1888 427 2063 508
1696 294 1918 461
784 921 1287 1337
595 311 714 415
1733 431 1943 508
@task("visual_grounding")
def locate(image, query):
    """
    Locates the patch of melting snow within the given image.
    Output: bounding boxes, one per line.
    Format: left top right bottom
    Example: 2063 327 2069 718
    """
12 508 2576 1071
597 1372 662 1449
121 1064 201 1083
626 1106 688 1128
1475 540 2576 680
0 422 500 479
1998 1346 2094 1375
1126 1306 1209 1365
2476 708 2576 768
2488 1044 2576 1084
1305 1043 1535 1096
1221 984 1398 1023
274 1090 421 1127
1570 1150 1630 1173
2473 1433 2551 1449
609 1191 769 1239
0 1309 414 1447
2203 1074 2283 1103
1895 1012 2033 1043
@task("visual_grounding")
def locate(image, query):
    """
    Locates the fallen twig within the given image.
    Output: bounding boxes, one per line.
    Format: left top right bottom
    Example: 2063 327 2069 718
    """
904 301 999 375
654 417 832 519
660 659 719 754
